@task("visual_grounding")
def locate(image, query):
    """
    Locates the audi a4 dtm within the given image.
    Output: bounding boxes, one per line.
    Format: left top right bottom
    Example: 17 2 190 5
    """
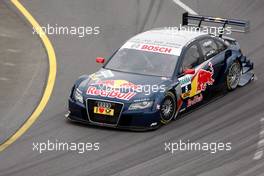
67 13 254 130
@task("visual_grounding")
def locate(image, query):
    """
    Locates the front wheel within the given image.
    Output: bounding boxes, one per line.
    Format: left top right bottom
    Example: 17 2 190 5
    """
225 61 242 91
160 92 177 124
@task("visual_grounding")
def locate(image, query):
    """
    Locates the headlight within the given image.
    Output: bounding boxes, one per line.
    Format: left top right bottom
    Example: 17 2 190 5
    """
74 88 83 104
128 101 153 110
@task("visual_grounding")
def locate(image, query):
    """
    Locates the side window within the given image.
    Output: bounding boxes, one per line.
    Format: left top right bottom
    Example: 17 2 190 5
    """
199 38 218 59
215 40 227 52
182 44 200 70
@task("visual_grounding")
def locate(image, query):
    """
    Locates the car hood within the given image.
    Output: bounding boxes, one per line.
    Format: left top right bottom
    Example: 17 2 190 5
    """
79 68 172 103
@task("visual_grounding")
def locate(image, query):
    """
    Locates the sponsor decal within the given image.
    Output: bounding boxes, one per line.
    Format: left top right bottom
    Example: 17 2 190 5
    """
150 122 158 127
196 62 214 92
129 37 181 48
187 94 203 107
87 86 136 100
179 75 192 87
140 44 172 54
91 80 139 90
179 75 192 99
181 91 191 99
179 62 214 101
133 97 151 103
94 102 114 116
130 43 141 49
122 42 181 55
202 40 213 47
87 80 138 100
89 70 114 81
94 106 114 116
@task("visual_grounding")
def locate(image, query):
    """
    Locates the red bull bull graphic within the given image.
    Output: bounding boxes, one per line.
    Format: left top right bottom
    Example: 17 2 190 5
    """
87 80 139 100
178 62 214 112
196 62 214 92
180 62 214 99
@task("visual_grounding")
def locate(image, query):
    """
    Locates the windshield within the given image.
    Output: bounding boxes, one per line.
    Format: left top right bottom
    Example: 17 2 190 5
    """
104 48 178 77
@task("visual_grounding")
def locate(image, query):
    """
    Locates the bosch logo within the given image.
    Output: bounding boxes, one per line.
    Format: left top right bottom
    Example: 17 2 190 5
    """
97 101 111 109
141 44 172 54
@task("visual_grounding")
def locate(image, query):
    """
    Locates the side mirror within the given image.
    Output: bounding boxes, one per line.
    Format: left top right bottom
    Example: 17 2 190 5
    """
183 68 195 75
96 57 105 64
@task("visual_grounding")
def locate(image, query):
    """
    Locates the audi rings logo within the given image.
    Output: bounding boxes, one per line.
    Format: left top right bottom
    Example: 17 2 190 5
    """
97 101 111 109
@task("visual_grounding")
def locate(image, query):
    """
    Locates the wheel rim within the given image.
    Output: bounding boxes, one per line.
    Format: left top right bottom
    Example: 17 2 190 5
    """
227 62 241 89
161 97 175 121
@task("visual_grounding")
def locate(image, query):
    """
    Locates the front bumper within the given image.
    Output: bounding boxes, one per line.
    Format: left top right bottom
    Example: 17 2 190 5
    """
67 98 161 131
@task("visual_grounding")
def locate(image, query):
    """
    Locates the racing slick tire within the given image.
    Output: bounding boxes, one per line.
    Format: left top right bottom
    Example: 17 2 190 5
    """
160 92 177 124
225 60 242 91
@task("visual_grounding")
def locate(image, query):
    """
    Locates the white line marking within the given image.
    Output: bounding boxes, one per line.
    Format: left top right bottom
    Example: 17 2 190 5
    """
260 130 264 137
172 0 198 15
3 62 15 66
0 33 11 37
253 151 263 160
253 117 264 160
258 139 264 146
7 49 20 53
0 77 9 81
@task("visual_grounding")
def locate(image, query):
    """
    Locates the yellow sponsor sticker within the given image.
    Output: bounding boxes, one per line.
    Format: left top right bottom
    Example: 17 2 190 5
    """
94 107 114 116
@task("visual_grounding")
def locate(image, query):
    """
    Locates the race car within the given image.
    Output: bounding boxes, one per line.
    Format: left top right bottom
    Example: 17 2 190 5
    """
66 13 254 130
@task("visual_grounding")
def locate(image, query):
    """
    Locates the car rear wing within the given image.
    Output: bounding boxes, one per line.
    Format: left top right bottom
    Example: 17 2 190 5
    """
182 12 250 37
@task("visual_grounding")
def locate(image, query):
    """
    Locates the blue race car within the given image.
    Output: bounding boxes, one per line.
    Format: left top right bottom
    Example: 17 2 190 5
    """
67 13 254 130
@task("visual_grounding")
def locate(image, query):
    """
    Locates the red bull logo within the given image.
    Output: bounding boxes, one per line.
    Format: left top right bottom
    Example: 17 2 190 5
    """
87 80 139 100
196 62 214 92
187 94 203 107
87 86 136 100
92 80 139 91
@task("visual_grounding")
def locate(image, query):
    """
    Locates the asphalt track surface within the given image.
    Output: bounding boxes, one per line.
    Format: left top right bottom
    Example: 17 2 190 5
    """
0 1 47 144
1 0 264 175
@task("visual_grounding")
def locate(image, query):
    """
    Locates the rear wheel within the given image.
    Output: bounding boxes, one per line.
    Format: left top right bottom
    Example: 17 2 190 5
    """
226 61 242 91
160 92 176 124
